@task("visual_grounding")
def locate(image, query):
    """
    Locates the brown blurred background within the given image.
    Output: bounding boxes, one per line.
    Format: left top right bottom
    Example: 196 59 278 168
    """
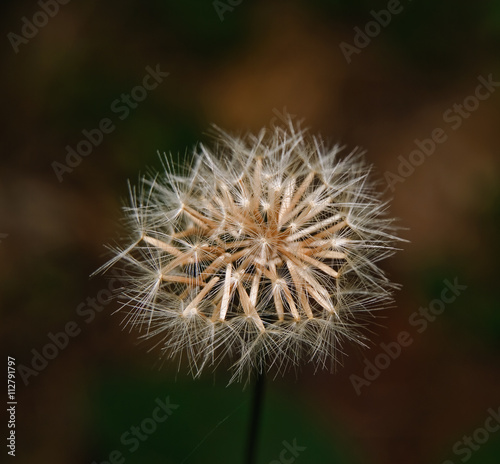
1 1 500 463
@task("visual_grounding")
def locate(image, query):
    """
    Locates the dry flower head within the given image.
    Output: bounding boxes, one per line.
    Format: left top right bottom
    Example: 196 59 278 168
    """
96 121 400 382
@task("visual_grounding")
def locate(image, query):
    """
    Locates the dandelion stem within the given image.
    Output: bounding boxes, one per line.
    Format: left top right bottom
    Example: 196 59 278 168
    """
245 373 265 464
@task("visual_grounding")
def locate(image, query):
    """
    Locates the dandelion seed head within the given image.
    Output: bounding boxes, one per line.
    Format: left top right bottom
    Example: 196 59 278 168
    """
96 120 402 382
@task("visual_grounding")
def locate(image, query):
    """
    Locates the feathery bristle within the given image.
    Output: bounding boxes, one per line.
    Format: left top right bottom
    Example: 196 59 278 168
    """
96 121 401 382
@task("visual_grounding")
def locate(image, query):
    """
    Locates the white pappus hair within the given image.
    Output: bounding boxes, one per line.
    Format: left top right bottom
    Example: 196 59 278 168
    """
95 120 401 383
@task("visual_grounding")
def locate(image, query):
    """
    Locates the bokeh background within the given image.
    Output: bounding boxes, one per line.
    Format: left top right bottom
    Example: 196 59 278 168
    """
2 1 500 463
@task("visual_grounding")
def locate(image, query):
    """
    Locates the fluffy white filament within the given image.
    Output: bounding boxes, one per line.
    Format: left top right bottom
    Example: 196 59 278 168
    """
96 121 400 382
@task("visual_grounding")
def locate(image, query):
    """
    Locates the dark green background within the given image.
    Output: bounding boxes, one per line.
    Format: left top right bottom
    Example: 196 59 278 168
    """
1 1 500 463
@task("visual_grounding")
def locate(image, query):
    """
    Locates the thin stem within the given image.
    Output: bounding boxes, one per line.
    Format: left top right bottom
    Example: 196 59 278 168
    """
245 373 266 464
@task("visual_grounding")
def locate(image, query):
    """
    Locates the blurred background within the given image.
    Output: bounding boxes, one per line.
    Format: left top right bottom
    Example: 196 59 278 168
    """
2 0 500 463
